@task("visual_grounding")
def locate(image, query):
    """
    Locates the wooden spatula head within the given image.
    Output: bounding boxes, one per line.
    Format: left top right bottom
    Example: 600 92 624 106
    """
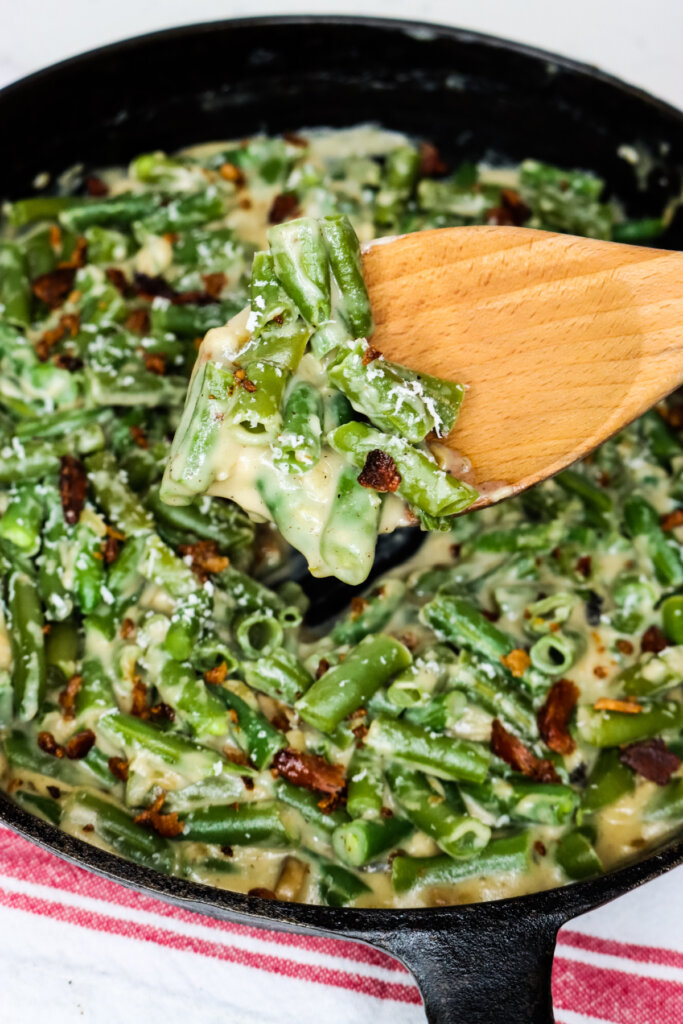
362 226 683 508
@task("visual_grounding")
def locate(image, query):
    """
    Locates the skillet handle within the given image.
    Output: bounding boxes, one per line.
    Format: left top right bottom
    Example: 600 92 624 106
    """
369 908 564 1024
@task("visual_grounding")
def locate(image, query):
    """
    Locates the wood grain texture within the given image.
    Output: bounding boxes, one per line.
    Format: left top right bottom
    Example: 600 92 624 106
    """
362 226 683 507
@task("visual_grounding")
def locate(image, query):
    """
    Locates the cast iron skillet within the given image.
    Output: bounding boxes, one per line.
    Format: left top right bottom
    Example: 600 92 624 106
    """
1 16 683 1023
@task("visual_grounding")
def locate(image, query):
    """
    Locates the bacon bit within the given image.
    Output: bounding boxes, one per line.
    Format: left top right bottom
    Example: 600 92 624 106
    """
58 674 83 720
133 792 184 838
178 540 229 582
139 352 165 378
129 425 148 449
106 756 129 782
82 823 94 833
663 405 683 429
59 236 88 270
379 806 394 819
503 189 531 225
59 455 87 526
268 193 300 225
357 449 402 493
105 267 130 294
500 649 531 678
120 618 136 640
132 272 177 301
660 509 683 532
233 366 257 393
49 224 62 250
537 678 579 755
490 719 560 783
641 625 668 654
418 141 447 177
147 703 175 724
223 746 251 767
204 661 228 685
362 345 382 366
283 131 308 148
592 666 608 679
242 776 255 791
248 888 277 900
227 708 239 725
32 266 76 309
317 792 343 814
620 738 681 785
202 272 227 299
576 555 592 578
86 175 108 197
221 845 234 857
239 197 253 210
315 659 330 680
35 312 80 361
101 534 120 566
482 609 500 623
219 162 246 186
130 678 149 718
534 840 547 857
271 748 346 796
37 732 65 758
450 543 461 559
125 308 150 334
352 722 369 745
616 639 634 656
270 712 291 733
53 352 83 372
163 232 179 246
65 729 96 760
594 697 642 714
350 596 368 619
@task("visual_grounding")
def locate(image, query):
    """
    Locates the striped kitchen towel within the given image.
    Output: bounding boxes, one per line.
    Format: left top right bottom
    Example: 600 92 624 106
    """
0 825 681 1023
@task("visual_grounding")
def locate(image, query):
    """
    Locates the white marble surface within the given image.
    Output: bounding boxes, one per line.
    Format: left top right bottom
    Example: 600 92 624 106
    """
0 0 682 111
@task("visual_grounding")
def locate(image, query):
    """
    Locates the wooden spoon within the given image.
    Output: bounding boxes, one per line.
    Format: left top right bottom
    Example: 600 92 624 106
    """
361 226 683 509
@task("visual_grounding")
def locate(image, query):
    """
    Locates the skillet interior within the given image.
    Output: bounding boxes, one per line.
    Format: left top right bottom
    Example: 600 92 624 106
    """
1 16 683 1023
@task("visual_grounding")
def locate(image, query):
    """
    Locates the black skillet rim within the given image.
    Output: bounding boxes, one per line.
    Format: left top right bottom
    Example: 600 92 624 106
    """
1 13 683 937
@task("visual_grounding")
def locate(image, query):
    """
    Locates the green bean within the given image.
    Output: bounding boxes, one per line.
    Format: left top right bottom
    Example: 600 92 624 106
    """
556 469 612 515
404 690 468 731
317 856 371 907
640 410 683 466
644 777 683 821
331 579 405 646
582 749 635 812
15 407 108 442
72 523 106 615
332 814 413 867
0 485 44 554
85 451 155 534
387 765 491 858
248 251 299 337
179 802 294 847
556 829 603 880
578 701 683 746
613 218 665 243
366 716 490 783
242 649 313 705
329 421 478 516
452 652 538 736
226 359 289 444
7 570 46 721
507 778 579 825
319 465 382 587
0 242 30 327
391 832 530 893
624 495 683 586
8 195 86 228
13 789 61 825
45 620 80 676
154 656 228 739
662 596 683 645
529 632 576 675
320 214 374 337
137 190 224 235
276 779 350 833
97 711 235 780
346 747 385 820
234 610 284 659
274 382 323 474
62 790 175 872
0 426 104 485
420 595 514 665
23 227 57 279
212 686 286 770
296 635 412 733
267 218 331 326
150 300 242 338
59 193 162 231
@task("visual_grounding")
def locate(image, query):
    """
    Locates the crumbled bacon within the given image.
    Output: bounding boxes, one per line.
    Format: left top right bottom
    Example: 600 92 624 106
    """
490 719 560 783
575 555 592 578
125 308 150 334
49 224 62 251
641 625 668 654
130 678 149 718
58 674 83 720
223 746 251 767
59 236 88 270
65 729 96 760
32 267 76 308
86 175 109 196
660 509 683 532
35 312 80 362
271 747 346 796
537 678 579 755
357 449 401 493
418 142 447 177
105 267 130 294
233 366 257 392
202 272 227 299
147 702 175 724
59 455 87 526
350 596 368 619
534 840 547 857
120 618 136 640
593 697 642 714
129 425 148 449
102 534 121 565
620 738 681 785
53 352 83 372
283 131 308 148
108 756 129 782
616 639 634 655
500 649 531 678
47 785 61 799
133 792 184 837
132 272 177 301
362 345 382 366
219 162 246 186
143 352 166 376
178 540 229 582
204 661 228 685
315 659 330 680
268 193 300 225
37 732 65 758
